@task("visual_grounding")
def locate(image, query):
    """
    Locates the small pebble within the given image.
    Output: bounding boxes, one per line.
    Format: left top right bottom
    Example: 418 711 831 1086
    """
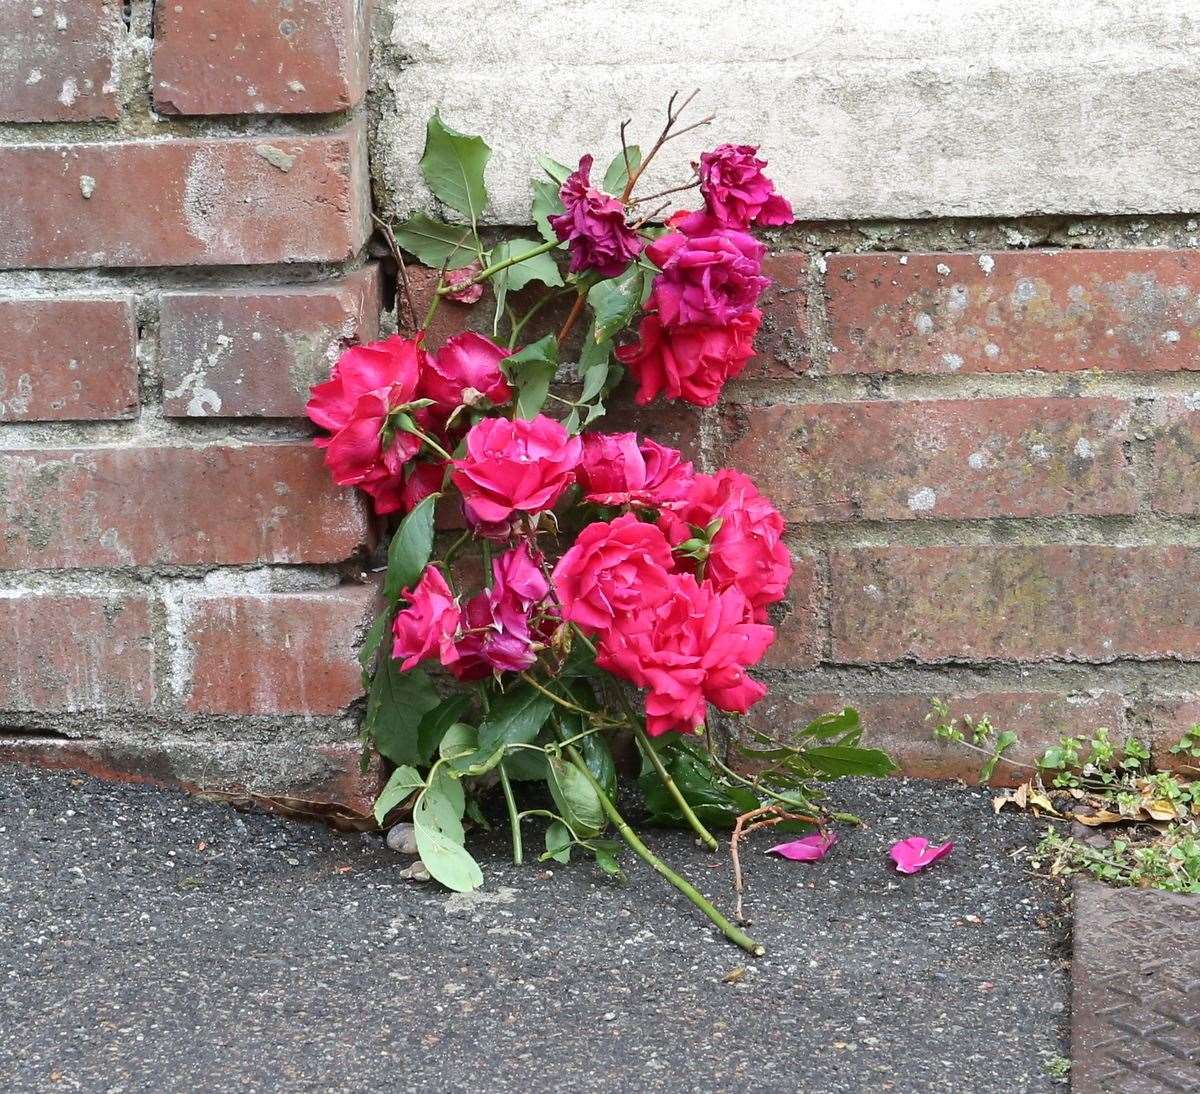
386 823 418 855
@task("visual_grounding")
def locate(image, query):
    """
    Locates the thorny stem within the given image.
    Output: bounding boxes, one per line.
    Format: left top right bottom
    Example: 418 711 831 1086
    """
634 723 719 851
498 765 523 866
562 741 765 957
371 213 417 330
557 290 588 344
438 238 561 295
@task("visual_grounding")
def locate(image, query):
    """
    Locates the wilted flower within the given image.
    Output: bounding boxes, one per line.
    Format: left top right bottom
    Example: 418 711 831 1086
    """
549 155 643 278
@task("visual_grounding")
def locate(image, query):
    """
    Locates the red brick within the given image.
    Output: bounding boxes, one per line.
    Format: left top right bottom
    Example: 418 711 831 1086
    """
742 690 1124 785
0 124 369 269
0 738 384 817
184 586 376 715
726 397 1135 521
1149 397 1200 514
763 553 820 669
0 297 138 422
827 250 1200 375
0 0 120 122
831 547 1200 664
153 0 368 115
0 594 154 712
743 252 810 381
0 444 368 569
161 267 381 418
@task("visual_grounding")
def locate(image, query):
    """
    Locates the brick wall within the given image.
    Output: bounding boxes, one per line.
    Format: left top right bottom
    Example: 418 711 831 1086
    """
0 0 382 812
5 2 1200 801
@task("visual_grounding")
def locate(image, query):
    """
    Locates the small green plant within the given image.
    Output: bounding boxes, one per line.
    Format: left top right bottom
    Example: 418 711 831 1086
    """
1170 723 1200 759
1044 1055 1071 1082
930 700 1200 894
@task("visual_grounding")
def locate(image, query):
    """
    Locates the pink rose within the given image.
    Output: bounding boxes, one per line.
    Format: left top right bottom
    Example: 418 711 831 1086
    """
645 223 768 327
451 414 582 525
552 513 675 635
306 335 431 515
698 144 794 229
442 263 484 304
443 545 551 680
660 469 792 621
615 310 760 407
419 331 513 415
391 566 461 670
549 155 643 279
576 432 695 507
597 574 774 736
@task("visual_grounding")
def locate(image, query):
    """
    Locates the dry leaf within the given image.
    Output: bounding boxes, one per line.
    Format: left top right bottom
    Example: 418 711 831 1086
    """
1074 810 1126 827
722 966 746 983
1143 799 1179 821
1027 789 1059 815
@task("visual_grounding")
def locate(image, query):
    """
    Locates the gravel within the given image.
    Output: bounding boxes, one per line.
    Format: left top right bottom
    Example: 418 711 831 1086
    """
0 765 1071 1092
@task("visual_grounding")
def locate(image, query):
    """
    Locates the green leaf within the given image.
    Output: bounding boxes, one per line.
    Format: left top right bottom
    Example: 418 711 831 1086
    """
531 178 565 243
592 847 625 880
500 749 548 781
544 820 572 864
797 708 863 746
413 770 482 893
391 212 477 268
373 764 424 825
420 114 490 225
477 685 555 754
504 334 558 419
802 745 897 779
439 722 478 761
546 755 605 838
580 733 617 800
638 742 758 828
383 493 439 603
602 146 641 196
358 608 393 675
366 662 441 767
538 155 572 184
491 237 563 331
417 695 473 765
587 266 644 342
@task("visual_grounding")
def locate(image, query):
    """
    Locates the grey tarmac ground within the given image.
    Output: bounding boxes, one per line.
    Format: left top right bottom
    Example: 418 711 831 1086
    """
0 765 1071 1093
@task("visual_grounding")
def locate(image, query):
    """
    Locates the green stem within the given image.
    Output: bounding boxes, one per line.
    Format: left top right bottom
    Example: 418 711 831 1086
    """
439 239 561 295
562 742 765 957
498 765 523 866
507 288 569 349
634 723 719 852
422 282 443 330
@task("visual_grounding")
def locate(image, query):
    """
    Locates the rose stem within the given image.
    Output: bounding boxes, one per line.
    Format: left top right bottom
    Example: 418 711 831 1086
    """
498 765 523 865
557 289 588 343
563 741 765 957
632 724 719 852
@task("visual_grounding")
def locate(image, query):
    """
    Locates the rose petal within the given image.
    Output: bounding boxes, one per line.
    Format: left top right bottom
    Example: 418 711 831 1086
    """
888 836 954 875
766 832 837 862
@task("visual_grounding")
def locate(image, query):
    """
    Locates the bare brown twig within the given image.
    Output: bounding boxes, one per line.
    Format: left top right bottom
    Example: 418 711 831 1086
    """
731 805 821 923
620 89 714 203
371 213 417 332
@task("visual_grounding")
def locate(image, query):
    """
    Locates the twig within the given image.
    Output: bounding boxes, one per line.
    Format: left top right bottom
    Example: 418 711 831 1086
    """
371 213 416 331
619 119 633 183
731 805 820 923
621 89 714 202
631 202 671 230
626 178 700 207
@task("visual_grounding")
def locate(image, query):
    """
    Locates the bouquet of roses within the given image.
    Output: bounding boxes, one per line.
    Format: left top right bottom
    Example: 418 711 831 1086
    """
307 94 893 954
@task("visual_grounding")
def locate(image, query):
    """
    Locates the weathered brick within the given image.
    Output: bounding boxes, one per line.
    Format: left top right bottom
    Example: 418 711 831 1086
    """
831 547 1200 663
0 445 368 569
763 553 820 669
0 0 120 122
1149 396 1200 514
743 252 810 381
826 250 1200 375
184 586 376 715
0 738 383 816
0 297 138 422
153 0 368 115
161 267 381 418
0 124 369 268
743 690 1124 785
726 397 1135 521
0 594 154 712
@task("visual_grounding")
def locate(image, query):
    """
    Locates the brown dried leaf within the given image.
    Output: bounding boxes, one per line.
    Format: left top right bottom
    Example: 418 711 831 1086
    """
1074 809 1127 827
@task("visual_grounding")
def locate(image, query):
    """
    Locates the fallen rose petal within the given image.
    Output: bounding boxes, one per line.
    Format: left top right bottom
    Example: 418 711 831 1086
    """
889 836 954 874
767 832 837 862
